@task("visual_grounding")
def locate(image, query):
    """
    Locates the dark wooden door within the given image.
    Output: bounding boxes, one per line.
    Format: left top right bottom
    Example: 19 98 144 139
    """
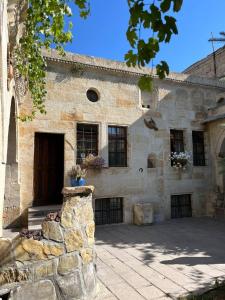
33 133 64 206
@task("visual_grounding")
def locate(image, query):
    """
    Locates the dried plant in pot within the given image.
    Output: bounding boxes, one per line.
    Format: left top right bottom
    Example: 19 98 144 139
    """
68 165 87 187
83 154 105 170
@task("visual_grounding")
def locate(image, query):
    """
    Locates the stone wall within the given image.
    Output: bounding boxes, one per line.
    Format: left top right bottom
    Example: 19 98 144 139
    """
0 186 97 300
17 50 225 224
184 46 225 79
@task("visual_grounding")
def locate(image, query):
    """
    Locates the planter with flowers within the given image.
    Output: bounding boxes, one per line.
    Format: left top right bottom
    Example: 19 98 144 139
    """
169 151 192 178
68 165 87 187
82 154 105 170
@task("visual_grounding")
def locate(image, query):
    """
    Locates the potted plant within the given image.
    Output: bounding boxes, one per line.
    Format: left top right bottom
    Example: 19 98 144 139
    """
68 165 87 187
83 154 105 169
169 151 192 170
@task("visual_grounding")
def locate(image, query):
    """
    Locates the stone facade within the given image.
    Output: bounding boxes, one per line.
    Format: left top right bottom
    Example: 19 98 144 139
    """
184 46 225 79
16 49 225 225
0 186 97 299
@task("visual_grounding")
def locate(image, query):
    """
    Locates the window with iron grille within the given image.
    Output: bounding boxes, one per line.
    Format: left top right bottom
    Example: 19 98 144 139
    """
192 131 206 166
171 194 192 218
108 126 127 167
170 130 184 153
95 198 123 225
76 123 98 164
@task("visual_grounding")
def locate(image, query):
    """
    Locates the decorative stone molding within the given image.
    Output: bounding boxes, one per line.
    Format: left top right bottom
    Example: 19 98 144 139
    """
0 186 97 300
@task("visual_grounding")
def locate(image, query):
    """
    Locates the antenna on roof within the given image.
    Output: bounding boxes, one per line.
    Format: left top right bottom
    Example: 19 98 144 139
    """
209 32 225 42
209 32 217 78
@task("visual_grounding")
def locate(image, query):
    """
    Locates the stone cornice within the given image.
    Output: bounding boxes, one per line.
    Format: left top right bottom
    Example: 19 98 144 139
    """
42 49 225 90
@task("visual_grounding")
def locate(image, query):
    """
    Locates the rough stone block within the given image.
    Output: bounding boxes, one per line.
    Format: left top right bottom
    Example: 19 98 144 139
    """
10 279 57 300
43 241 64 257
32 259 58 281
55 271 85 299
64 229 83 252
0 239 13 267
86 222 95 246
57 253 80 275
80 248 93 264
42 221 64 242
82 263 97 295
0 268 30 286
62 186 95 197
133 203 153 225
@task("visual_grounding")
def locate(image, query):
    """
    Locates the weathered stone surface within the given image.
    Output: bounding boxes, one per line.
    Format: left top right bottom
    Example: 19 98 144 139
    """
133 203 153 225
82 263 97 295
42 221 64 242
32 259 58 281
80 248 93 264
20 239 46 261
0 239 13 266
57 252 80 275
62 186 95 197
0 268 30 286
55 271 85 299
74 203 94 224
13 240 31 262
64 229 83 252
86 222 95 246
43 241 64 257
10 280 57 300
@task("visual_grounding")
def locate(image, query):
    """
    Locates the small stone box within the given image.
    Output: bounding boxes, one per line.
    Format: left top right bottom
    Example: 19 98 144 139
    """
133 203 154 225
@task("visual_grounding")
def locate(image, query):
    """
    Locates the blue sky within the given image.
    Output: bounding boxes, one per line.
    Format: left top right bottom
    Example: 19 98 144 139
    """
65 0 225 72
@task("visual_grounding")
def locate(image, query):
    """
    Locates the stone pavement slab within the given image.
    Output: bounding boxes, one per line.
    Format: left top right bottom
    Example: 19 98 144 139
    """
95 218 225 299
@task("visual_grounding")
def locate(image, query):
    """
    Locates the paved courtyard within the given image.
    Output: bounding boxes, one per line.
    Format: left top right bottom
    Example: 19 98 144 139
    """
95 217 225 300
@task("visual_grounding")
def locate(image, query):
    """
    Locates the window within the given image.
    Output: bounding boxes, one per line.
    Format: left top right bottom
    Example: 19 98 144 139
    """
192 131 205 166
95 198 123 225
76 124 98 164
108 126 127 167
170 130 184 153
86 89 99 102
171 194 192 218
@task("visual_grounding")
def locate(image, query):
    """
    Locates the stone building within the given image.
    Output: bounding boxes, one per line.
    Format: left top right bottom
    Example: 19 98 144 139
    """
184 46 225 79
0 0 27 237
10 48 225 229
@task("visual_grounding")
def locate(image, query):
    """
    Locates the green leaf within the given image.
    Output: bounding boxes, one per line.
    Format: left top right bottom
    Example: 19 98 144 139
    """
138 76 153 91
173 0 183 12
160 0 172 13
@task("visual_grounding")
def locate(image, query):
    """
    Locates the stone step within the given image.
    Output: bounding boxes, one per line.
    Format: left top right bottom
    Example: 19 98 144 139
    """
28 205 62 231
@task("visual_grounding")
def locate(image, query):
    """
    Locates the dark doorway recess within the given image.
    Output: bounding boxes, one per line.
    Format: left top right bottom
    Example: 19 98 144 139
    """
171 194 192 219
95 198 123 225
33 133 64 206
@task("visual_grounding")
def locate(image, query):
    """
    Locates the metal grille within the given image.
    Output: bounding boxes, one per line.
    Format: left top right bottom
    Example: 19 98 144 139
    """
108 126 127 167
171 194 192 218
76 123 98 164
95 198 123 225
170 130 184 153
192 131 206 166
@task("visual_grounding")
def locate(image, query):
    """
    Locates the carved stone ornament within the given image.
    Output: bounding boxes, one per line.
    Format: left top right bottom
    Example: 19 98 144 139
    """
144 118 158 131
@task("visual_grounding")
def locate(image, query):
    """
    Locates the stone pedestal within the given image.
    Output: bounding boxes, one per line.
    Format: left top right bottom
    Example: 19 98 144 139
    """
133 203 154 225
0 186 97 300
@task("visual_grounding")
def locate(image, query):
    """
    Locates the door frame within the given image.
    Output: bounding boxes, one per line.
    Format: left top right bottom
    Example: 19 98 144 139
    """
33 131 65 207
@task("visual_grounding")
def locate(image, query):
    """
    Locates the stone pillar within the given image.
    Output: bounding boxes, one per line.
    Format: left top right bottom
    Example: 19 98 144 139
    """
0 186 97 300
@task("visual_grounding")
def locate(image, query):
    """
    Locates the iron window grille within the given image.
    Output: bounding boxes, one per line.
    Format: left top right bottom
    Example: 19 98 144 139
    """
108 126 127 167
171 194 192 218
95 198 123 225
170 129 184 153
192 131 206 166
76 123 98 164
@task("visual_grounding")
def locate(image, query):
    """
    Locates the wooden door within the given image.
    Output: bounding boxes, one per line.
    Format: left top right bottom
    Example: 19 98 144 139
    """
33 133 64 206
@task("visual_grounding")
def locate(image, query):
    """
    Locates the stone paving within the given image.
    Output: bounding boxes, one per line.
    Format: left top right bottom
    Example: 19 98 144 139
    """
95 217 225 300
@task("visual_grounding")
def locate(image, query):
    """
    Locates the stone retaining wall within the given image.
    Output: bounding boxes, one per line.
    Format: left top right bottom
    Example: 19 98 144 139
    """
0 186 97 300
